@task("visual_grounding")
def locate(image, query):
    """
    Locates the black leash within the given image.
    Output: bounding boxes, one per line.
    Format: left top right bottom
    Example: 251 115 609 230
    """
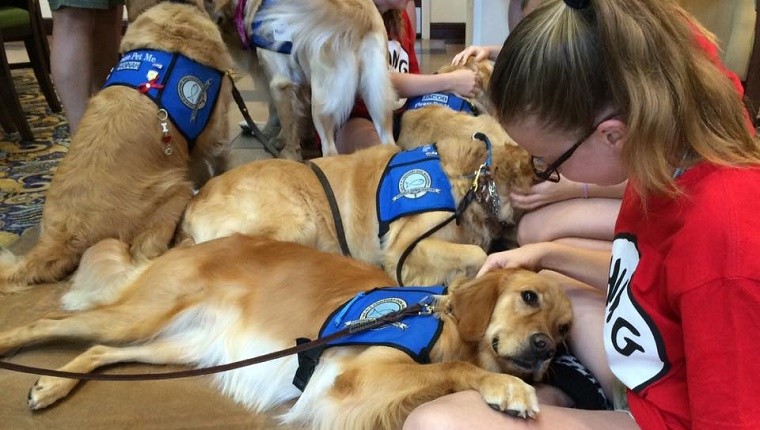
306 161 352 257
395 133 493 286
395 191 475 286
227 72 280 158
0 302 426 381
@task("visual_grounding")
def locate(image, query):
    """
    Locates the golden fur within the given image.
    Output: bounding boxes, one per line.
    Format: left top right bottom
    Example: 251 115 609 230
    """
181 129 534 286
396 58 508 151
0 236 573 429
0 1 234 291
211 0 397 159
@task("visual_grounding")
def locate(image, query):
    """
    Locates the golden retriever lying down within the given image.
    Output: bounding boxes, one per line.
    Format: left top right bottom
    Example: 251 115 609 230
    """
0 236 573 429
181 132 534 286
211 0 396 159
0 0 233 291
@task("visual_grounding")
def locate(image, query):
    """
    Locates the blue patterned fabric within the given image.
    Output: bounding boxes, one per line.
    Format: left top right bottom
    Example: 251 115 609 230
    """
377 144 456 237
103 49 223 145
320 285 446 363
404 92 476 115
251 0 293 54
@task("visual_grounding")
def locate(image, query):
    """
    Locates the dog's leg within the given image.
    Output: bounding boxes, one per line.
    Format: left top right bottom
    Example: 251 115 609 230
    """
269 77 302 160
129 183 194 261
387 236 488 286
26 339 190 410
319 356 539 429
358 33 396 146
310 56 358 157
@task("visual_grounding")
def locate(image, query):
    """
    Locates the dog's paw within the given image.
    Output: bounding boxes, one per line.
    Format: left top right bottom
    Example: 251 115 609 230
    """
27 377 78 410
478 374 539 419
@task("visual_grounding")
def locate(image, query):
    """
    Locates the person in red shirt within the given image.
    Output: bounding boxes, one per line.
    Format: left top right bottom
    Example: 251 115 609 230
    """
334 0 481 154
403 0 760 429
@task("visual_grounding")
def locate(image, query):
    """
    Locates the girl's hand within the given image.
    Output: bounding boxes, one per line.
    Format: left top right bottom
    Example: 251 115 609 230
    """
443 69 480 98
452 45 493 66
509 179 584 210
477 244 547 277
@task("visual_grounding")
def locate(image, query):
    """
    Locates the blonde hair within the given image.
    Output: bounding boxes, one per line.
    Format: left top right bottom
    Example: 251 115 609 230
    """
490 0 760 196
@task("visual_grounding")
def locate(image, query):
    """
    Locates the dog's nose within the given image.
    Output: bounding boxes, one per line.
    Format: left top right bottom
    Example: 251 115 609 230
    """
530 333 556 360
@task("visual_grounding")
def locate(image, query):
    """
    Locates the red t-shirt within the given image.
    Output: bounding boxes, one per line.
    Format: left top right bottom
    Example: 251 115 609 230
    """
607 163 760 429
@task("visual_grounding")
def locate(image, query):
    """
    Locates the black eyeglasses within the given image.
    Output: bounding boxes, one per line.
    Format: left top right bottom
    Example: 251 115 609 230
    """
531 111 620 183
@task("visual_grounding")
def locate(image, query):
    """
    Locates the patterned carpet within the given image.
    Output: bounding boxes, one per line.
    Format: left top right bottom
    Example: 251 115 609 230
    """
0 69 69 248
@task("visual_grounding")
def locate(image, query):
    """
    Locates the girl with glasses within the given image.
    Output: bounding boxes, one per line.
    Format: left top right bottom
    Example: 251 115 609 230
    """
404 0 760 429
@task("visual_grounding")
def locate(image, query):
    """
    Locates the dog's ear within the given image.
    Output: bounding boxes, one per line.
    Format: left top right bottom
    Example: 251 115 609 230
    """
449 271 503 343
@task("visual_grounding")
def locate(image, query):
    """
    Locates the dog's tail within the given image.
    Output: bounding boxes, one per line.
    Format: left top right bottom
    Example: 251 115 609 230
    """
259 0 396 139
61 239 149 311
0 235 82 293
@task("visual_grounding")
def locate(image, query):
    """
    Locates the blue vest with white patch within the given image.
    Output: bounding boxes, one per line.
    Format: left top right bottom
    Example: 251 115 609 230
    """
404 92 477 115
321 285 446 362
103 49 223 146
377 144 457 237
251 0 293 54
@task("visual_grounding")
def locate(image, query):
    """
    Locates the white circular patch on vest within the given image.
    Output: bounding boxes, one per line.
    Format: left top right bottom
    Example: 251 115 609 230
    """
360 298 407 320
398 169 432 199
178 76 208 109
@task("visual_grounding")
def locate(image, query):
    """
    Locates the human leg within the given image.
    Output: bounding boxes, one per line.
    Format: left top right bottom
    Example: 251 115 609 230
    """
90 6 122 92
516 198 621 248
335 117 382 154
51 7 95 135
539 270 618 401
402 391 638 430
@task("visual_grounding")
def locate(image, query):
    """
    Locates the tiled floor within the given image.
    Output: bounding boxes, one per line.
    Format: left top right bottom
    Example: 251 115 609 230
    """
4 38 465 169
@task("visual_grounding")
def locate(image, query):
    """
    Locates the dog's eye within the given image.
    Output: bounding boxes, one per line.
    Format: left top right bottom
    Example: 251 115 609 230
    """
558 324 570 336
521 290 539 305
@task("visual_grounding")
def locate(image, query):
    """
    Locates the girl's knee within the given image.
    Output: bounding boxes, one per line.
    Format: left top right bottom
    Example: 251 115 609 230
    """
403 400 459 430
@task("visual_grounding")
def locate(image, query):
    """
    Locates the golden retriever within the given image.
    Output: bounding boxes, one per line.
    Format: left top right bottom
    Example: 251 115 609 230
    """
396 58 505 151
210 0 397 159
0 235 573 429
0 0 233 291
181 128 534 286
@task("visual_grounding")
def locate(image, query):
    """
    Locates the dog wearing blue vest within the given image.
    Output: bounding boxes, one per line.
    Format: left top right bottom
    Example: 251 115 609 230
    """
181 130 534 287
0 236 573 429
0 0 234 292
207 0 396 159
396 57 507 152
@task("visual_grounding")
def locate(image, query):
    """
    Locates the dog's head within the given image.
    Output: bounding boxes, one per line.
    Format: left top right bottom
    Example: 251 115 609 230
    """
437 57 494 116
447 268 573 381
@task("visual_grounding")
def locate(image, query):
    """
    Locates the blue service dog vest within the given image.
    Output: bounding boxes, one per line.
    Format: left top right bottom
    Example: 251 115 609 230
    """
293 285 446 391
251 0 293 54
103 49 224 146
377 144 457 237
404 92 477 115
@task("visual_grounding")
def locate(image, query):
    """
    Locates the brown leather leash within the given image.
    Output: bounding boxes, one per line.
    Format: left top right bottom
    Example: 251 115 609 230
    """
0 302 426 381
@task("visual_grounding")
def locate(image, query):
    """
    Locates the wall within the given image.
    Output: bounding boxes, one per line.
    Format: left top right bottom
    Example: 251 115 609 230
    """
466 0 509 46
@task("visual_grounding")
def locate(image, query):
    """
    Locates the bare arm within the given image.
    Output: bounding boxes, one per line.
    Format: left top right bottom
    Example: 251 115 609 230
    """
478 242 611 291
391 69 479 99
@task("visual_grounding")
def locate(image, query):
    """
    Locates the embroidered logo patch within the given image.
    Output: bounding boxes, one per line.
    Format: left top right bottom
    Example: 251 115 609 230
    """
177 76 209 111
355 298 408 330
394 169 439 201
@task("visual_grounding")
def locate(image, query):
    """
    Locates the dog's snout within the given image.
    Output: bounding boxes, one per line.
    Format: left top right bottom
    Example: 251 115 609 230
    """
530 333 556 360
